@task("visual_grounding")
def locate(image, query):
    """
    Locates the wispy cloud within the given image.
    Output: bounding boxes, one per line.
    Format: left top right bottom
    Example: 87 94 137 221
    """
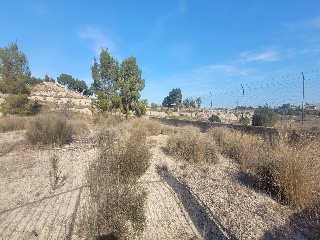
238 48 280 63
78 26 117 57
285 15 320 30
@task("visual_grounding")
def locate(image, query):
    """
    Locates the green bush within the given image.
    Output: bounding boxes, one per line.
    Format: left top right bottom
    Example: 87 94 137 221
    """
26 115 73 145
208 114 221 123
252 106 278 127
0 94 39 116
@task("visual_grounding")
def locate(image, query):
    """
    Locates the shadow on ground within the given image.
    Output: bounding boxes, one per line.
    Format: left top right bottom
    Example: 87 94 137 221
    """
156 165 237 240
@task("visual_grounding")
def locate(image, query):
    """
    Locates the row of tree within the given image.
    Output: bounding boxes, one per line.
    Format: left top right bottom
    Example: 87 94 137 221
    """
0 42 147 117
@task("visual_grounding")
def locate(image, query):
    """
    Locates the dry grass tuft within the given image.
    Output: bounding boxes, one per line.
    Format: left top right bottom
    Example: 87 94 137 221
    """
0 116 28 132
82 126 151 239
167 126 219 164
26 114 73 146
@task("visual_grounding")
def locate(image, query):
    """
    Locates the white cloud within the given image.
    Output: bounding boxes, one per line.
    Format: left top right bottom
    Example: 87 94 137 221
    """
239 49 280 63
78 26 117 57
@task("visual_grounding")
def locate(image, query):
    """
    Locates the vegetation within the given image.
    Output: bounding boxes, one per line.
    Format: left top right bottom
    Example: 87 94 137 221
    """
0 43 40 116
0 115 28 132
0 94 39 116
26 114 73 145
252 105 278 127
209 114 221 123
208 127 320 210
162 88 182 111
0 42 31 94
167 126 218 164
57 73 91 96
91 48 146 117
83 125 151 239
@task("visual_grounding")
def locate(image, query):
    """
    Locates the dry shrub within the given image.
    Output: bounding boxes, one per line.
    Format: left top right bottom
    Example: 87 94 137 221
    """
167 126 218 164
0 116 28 132
83 127 151 239
26 114 73 146
270 142 320 209
130 118 162 136
93 112 125 127
207 127 266 168
209 127 320 211
68 119 90 135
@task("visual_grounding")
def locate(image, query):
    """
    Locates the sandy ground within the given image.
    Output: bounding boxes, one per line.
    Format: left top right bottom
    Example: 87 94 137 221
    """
0 127 308 239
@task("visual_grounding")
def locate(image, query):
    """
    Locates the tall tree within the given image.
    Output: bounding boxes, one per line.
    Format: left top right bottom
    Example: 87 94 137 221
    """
91 48 119 112
0 42 30 94
119 56 145 117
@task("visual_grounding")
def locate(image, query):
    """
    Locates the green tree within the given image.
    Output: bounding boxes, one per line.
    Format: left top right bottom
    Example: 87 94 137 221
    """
183 98 190 108
91 48 119 112
0 42 30 94
57 73 74 86
119 56 145 118
162 88 182 111
25 76 43 86
190 98 196 108
196 97 202 108
252 105 278 127
1 94 39 116
44 74 55 82
209 114 221 123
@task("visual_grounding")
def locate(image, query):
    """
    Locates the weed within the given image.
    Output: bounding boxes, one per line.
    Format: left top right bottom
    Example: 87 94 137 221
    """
49 150 61 190
0 116 28 132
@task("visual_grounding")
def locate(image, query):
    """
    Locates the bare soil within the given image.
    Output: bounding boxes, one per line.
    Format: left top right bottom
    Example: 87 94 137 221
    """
0 127 308 239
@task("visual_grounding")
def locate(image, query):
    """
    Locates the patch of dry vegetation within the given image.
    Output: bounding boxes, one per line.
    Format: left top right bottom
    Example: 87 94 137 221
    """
26 114 73 146
82 122 151 239
167 126 219 164
207 127 320 235
0 116 28 132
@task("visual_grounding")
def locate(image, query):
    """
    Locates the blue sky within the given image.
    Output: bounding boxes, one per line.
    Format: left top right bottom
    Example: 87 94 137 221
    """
1 0 320 105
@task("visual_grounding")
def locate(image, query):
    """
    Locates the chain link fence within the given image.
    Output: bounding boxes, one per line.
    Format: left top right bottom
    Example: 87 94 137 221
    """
182 70 320 130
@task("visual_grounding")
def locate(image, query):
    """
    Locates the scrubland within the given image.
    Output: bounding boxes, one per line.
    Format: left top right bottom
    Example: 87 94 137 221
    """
0 113 319 239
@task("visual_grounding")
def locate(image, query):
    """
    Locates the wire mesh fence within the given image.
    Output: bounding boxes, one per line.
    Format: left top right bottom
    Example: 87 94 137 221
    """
182 70 320 130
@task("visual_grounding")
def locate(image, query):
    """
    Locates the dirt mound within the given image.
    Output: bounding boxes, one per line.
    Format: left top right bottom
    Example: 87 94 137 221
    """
30 82 93 115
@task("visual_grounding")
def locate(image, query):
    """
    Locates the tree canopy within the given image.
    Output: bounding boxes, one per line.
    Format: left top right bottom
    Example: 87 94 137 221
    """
0 42 31 94
57 73 91 96
162 88 182 111
91 48 146 116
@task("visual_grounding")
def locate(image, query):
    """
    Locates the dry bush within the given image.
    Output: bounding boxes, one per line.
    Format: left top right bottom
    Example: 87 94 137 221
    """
26 114 73 146
208 127 320 211
167 126 218 164
270 142 320 209
207 127 267 169
93 112 125 127
83 127 151 239
130 118 162 136
68 119 91 135
0 116 28 132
